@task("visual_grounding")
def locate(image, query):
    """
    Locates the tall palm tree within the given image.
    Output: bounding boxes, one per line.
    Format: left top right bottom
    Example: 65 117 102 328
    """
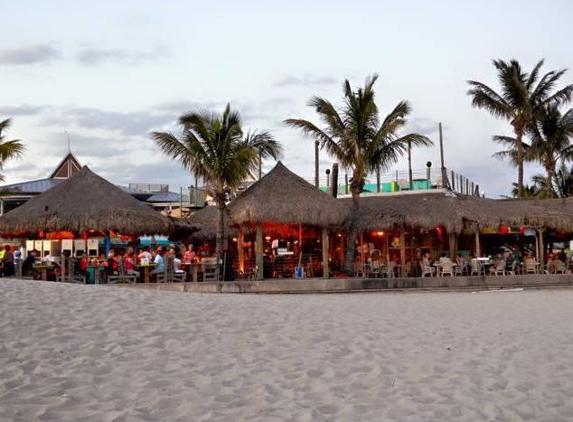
467 59 573 197
554 161 573 198
0 118 25 181
285 75 432 274
152 104 281 260
491 135 531 167
528 105 573 198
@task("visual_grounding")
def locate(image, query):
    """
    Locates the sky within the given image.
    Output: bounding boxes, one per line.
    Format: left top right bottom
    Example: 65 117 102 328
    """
1 0 572 198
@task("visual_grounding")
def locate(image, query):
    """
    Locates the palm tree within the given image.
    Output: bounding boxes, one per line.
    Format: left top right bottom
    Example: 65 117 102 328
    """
0 118 25 181
528 105 573 198
492 135 531 167
285 75 432 274
467 59 573 197
554 161 573 198
152 104 281 260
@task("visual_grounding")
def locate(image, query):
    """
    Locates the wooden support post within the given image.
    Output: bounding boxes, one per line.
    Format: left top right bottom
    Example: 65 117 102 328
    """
475 228 481 257
400 226 406 267
238 227 245 273
538 228 545 268
322 228 329 279
256 223 264 280
448 232 456 258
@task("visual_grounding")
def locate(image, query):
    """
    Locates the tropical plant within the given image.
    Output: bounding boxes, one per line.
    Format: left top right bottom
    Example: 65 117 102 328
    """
491 135 531 167
554 161 573 198
528 105 573 198
152 104 281 260
285 75 432 274
0 118 25 181
467 59 573 197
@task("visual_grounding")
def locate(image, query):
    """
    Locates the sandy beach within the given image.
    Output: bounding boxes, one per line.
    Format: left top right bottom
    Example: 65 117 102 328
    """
1 280 573 421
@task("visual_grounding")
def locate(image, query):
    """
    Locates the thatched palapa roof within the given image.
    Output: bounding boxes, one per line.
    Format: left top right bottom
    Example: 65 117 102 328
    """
184 206 237 240
228 161 347 227
344 191 573 232
0 166 171 235
345 192 465 233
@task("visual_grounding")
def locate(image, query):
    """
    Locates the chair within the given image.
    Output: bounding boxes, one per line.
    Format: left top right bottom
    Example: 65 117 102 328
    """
385 262 396 278
57 257 86 283
370 260 382 278
553 261 567 274
524 259 538 274
470 259 483 276
490 261 506 276
421 263 435 277
201 257 219 282
108 260 138 284
440 260 453 277
506 260 518 275
14 260 23 278
454 261 464 276
354 262 367 277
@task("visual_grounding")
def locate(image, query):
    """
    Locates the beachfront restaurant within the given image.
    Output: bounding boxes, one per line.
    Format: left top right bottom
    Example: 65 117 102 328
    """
226 162 347 280
0 166 172 282
347 192 573 277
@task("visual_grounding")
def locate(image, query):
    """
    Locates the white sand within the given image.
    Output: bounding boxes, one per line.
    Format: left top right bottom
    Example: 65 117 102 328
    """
1 280 573 422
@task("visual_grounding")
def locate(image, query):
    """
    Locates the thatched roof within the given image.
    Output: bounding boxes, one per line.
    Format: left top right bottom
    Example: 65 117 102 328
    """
344 192 465 232
344 191 573 233
183 206 237 240
227 161 347 227
0 166 171 235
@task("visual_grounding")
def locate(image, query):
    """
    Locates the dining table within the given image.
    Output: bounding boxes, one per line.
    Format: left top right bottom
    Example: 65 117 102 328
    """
33 264 54 281
136 263 157 283
86 264 106 284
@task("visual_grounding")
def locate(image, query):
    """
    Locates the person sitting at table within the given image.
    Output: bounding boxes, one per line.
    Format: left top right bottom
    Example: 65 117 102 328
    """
137 246 152 264
42 250 55 263
105 250 119 277
75 251 89 280
183 244 197 263
173 252 186 274
124 252 140 278
22 249 38 276
151 247 165 281
2 245 15 277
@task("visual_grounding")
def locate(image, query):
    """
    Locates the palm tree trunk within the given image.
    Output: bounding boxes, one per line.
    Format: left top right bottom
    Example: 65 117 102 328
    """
515 130 524 198
215 201 225 262
547 165 555 199
343 189 360 275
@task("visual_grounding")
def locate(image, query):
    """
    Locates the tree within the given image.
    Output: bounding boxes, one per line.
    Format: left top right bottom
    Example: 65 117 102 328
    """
285 75 432 274
528 105 573 198
152 104 281 261
467 59 573 197
554 161 573 198
0 118 25 181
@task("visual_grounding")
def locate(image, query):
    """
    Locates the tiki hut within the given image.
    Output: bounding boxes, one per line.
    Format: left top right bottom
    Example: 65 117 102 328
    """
227 161 347 279
181 205 236 241
0 166 171 236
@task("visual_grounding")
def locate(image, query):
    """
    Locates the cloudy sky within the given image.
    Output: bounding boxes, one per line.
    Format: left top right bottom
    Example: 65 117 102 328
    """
1 0 572 198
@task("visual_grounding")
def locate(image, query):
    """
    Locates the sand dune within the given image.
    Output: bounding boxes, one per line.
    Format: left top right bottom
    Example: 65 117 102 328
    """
1 279 573 421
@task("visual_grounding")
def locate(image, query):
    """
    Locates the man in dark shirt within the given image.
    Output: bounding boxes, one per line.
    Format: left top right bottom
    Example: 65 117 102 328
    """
22 250 38 275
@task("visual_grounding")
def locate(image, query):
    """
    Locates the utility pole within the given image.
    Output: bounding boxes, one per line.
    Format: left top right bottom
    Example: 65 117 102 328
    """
439 122 447 189
314 140 319 187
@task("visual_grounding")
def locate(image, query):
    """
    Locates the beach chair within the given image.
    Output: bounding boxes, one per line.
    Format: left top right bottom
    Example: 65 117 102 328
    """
108 260 138 284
